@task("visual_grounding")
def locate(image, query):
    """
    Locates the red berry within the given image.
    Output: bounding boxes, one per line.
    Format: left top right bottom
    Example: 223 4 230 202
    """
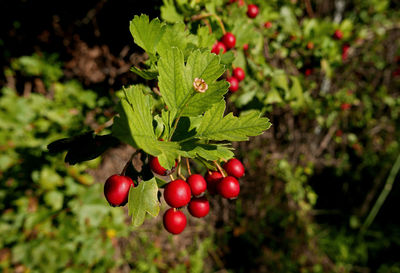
149 156 176 176
218 176 240 199
264 21 272 29
336 130 343 137
341 103 351 111
163 208 187 234
188 197 210 218
221 32 236 49
304 68 313 76
342 44 350 61
187 174 207 196
238 0 245 6
223 158 245 178
307 42 314 50
164 179 191 208
247 4 259 18
227 76 239 92
243 44 249 51
333 29 343 40
104 175 134 207
229 0 236 3
205 171 223 195
232 67 245 82
211 41 226 55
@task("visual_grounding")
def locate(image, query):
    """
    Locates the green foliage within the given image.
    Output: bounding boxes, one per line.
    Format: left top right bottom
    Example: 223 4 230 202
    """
113 14 270 227
128 178 160 227
0 56 127 272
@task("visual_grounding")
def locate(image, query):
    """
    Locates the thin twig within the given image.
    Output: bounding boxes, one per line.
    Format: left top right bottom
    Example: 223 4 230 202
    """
177 160 186 180
315 124 337 157
304 0 314 18
186 158 192 176
191 13 226 34
361 153 400 233
214 161 226 177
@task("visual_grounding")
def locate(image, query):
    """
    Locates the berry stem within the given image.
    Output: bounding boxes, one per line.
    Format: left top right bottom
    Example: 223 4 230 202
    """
191 13 226 34
169 174 175 181
202 19 212 34
304 0 315 18
121 150 140 176
177 159 186 180
214 161 226 177
186 158 192 176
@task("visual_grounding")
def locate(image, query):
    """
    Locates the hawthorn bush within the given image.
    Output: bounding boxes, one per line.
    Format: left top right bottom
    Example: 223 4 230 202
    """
1 0 400 272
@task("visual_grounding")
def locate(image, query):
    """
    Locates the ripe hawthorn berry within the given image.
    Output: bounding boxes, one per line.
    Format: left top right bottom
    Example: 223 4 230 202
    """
223 158 245 178
221 32 236 49
149 156 177 176
304 68 313 77
188 197 210 218
243 44 249 51
104 175 134 207
211 41 226 55
342 44 350 61
341 103 351 111
247 4 259 18
218 176 240 199
163 208 187 234
205 171 224 195
333 29 343 40
187 174 207 196
227 76 239 93
264 21 272 29
164 179 191 208
307 42 314 50
232 67 245 82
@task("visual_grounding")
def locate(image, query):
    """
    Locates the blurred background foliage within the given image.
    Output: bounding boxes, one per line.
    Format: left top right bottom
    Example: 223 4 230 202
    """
1 0 400 272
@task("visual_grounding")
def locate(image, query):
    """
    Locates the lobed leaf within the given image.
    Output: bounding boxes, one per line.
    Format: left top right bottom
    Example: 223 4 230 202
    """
196 101 271 141
129 14 165 56
112 85 180 169
158 48 228 120
128 178 160 227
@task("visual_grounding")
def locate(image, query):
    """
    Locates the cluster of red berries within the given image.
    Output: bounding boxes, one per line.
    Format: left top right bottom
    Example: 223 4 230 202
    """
210 32 246 93
227 67 246 92
147 157 245 235
158 158 245 234
103 156 245 235
211 32 236 55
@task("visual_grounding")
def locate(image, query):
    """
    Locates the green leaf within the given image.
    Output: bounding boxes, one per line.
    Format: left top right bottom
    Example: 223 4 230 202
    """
128 178 160 227
112 85 180 169
220 51 235 66
158 22 194 57
130 66 158 80
129 14 165 56
161 0 184 23
44 191 64 211
232 18 258 48
197 26 215 48
271 72 288 92
181 141 234 161
195 101 271 141
158 48 228 119
265 88 283 104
